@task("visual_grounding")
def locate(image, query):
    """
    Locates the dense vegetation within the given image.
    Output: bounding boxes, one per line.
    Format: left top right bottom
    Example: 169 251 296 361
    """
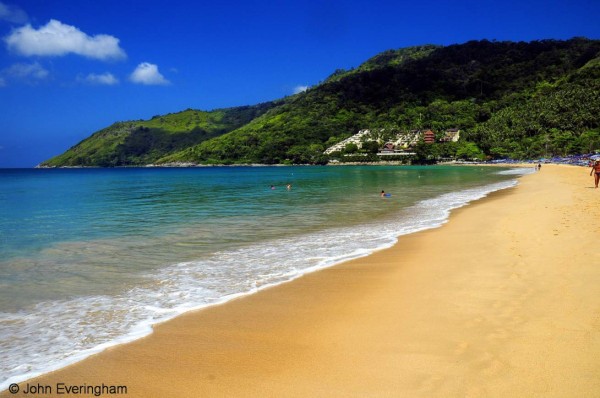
41 102 278 167
41 38 600 167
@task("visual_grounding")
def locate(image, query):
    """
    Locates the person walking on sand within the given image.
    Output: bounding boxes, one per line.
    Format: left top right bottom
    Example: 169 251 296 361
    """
590 160 600 188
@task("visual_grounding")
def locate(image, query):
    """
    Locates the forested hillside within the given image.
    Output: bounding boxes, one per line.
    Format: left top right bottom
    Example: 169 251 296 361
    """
41 102 278 167
41 38 600 167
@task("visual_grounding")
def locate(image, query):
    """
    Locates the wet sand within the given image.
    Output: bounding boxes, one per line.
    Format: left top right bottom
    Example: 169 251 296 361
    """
3 164 599 397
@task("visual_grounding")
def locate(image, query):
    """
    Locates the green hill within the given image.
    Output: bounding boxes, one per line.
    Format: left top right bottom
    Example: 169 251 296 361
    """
41 38 600 167
41 102 278 167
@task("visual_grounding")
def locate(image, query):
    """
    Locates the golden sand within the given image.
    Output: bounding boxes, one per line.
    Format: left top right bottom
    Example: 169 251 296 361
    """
3 164 599 397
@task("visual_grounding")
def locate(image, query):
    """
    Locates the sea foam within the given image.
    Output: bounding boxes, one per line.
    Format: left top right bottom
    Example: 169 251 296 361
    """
0 175 523 391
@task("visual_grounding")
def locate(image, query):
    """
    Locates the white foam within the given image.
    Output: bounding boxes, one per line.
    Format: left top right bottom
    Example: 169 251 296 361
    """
496 167 536 176
0 178 518 391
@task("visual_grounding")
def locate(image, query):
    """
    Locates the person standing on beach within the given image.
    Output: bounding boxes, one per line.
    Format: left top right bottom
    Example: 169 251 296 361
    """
590 160 600 188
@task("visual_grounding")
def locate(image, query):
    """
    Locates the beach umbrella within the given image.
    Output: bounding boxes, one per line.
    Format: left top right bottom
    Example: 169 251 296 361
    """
590 154 600 160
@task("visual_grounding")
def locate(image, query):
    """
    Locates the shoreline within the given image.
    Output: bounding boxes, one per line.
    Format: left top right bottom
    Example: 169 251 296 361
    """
1 167 523 390
33 159 588 169
3 164 599 397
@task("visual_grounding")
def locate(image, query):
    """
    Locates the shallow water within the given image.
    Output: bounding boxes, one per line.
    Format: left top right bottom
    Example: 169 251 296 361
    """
0 165 532 389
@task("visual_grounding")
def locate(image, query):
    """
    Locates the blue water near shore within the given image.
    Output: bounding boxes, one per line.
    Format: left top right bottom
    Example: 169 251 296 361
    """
0 165 532 389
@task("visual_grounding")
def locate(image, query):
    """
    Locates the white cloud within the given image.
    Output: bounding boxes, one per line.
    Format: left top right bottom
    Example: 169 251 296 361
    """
293 85 309 94
129 62 170 85
0 62 48 86
4 19 126 60
81 72 119 85
0 2 28 24
4 62 49 80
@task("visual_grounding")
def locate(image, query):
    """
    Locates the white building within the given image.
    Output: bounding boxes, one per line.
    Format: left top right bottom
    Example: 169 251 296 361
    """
324 129 374 154
440 128 460 142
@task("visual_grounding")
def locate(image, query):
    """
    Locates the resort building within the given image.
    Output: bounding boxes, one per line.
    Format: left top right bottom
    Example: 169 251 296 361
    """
324 127 461 155
393 131 421 148
423 129 435 144
323 129 374 154
440 128 461 142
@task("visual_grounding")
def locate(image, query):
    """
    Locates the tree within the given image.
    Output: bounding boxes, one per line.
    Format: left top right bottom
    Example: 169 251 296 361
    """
576 130 600 153
343 143 359 154
361 140 380 154
413 142 440 164
455 142 485 160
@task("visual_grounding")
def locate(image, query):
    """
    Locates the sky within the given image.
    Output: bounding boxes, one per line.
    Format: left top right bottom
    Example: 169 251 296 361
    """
0 0 599 167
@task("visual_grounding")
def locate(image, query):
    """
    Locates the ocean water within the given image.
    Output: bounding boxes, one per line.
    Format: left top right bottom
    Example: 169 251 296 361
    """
0 165 532 389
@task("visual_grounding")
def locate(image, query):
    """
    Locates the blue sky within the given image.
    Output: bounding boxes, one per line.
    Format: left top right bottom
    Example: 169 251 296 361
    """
0 0 599 167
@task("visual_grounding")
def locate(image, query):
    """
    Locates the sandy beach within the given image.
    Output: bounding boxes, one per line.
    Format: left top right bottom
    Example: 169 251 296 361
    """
3 164 599 398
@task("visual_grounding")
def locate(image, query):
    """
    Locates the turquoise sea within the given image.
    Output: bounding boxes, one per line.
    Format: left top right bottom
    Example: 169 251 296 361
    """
0 165 532 388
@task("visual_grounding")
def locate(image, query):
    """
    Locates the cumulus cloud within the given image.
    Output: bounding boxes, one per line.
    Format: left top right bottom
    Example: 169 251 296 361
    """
0 2 28 24
293 85 309 94
80 72 119 85
4 62 49 81
4 19 126 60
129 62 170 85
